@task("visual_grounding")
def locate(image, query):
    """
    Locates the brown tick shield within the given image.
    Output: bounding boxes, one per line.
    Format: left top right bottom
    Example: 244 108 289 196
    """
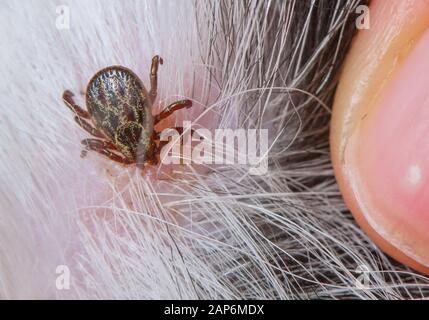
62 55 192 167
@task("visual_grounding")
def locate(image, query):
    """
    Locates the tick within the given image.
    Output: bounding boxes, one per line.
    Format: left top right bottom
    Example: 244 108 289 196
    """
62 55 192 168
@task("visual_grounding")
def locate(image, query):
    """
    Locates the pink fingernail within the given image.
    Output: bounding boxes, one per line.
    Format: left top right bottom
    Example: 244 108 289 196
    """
354 27 429 267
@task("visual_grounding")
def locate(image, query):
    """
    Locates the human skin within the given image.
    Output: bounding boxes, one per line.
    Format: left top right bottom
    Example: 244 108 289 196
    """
331 0 429 274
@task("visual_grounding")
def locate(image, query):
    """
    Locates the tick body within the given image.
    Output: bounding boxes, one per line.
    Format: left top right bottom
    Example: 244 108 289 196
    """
62 56 192 167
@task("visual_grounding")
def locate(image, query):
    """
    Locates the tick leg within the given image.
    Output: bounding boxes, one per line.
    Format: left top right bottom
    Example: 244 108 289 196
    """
81 138 133 165
149 55 163 104
74 116 106 139
81 138 117 151
63 90 91 119
154 100 192 125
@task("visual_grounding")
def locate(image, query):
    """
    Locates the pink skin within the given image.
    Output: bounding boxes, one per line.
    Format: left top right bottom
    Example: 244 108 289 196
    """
59 65 220 290
355 28 429 268
332 0 429 273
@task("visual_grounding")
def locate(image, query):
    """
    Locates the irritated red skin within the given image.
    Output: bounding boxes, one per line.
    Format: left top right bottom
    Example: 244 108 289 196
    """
331 0 429 274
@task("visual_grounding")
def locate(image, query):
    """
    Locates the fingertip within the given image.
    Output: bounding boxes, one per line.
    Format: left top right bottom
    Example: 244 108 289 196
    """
331 0 429 274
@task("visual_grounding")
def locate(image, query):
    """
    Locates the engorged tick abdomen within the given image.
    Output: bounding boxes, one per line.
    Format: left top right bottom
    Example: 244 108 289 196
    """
85 66 154 160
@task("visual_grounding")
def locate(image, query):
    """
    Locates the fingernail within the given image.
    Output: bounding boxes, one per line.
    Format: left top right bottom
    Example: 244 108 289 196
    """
352 27 429 269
